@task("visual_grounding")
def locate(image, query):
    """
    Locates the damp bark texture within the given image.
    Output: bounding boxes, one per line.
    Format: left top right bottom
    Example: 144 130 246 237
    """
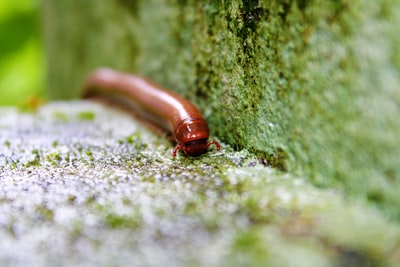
43 1 400 219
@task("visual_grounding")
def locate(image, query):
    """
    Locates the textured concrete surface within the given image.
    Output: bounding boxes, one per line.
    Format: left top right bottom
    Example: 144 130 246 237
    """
43 1 400 220
0 102 399 267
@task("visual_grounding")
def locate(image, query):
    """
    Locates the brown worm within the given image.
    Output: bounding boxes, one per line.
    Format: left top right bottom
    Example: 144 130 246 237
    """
82 68 220 157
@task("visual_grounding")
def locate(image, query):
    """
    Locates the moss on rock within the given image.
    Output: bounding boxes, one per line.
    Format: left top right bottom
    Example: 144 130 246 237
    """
0 103 399 266
43 0 400 219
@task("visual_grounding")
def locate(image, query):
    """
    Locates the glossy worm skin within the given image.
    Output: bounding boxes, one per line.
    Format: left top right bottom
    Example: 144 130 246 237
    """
82 68 220 157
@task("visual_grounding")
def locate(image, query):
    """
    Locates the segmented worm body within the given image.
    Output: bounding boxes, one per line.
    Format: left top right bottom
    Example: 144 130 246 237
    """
82 68 220 157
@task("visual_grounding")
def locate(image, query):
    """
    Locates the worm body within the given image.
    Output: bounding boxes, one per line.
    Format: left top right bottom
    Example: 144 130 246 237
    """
82 68 220 157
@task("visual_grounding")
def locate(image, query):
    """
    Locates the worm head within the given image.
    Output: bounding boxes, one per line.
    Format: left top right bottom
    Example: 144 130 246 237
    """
172 139 220 157
173 119 220 157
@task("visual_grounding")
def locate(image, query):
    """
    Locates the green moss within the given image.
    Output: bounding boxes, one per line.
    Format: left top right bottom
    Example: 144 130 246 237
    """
104 213 142 229
77 111 95 121
85 149 92 156
25 149 41 167
4 140 11 148
1 103 400 266
46 151 62 163
35 206 55 221
52 111 69 122
125 134 136 144
232 230 269 264
8 161 17 170
43 0 400 221
51 140 58 148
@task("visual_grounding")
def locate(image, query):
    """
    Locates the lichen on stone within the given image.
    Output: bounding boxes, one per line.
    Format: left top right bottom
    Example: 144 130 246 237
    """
0 102 399 266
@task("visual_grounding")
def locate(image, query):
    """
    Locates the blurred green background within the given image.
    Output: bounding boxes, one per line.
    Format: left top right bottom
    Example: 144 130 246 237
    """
0 0 44 106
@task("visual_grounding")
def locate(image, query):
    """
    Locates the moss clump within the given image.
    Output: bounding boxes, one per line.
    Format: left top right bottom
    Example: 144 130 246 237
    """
46 151 62 163
104 213 143 229
4 140 11 148
51 140 58 148
85 149 92 157
77 111 95 121
52 111 69 122
25 149 41 167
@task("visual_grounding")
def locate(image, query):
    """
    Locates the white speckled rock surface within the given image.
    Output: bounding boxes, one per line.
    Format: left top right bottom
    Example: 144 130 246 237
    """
0 102 399 267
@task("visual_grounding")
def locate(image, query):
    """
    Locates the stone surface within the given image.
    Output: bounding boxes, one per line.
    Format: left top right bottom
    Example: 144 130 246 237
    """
43 1 400 220
0 102 399 266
